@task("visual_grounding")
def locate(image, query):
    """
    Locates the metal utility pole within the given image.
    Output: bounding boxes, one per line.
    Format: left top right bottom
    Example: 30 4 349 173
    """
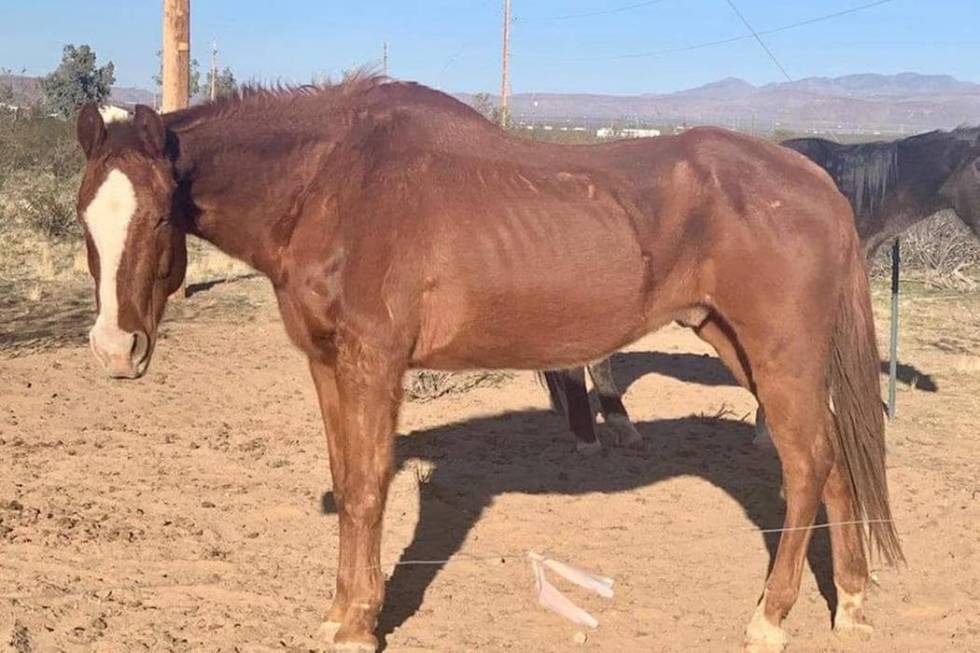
382 41 389 76
162 0 191 112
499 0 511 127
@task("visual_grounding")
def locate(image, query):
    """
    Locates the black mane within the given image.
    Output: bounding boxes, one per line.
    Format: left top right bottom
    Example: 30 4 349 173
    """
783 126 980 220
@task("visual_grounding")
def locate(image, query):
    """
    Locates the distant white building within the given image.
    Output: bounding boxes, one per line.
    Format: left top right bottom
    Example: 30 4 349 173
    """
621 128 661 139
596 126 661 139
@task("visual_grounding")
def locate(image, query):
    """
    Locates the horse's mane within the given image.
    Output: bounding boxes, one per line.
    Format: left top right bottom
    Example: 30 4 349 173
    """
156 70 490 140
162 70 389 132
785 125 980 219
835 141 899 218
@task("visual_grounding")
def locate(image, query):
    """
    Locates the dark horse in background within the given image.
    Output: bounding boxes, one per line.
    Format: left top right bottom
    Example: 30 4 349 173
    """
551 126 980 454
73 77 901 652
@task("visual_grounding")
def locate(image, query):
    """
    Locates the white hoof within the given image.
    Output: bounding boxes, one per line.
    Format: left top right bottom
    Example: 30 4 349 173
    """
331 644 377 653
834 618 874 640
834 585 873 639
576 439 602 456
605 413 643 448
744 599 789 653
317 620 341 642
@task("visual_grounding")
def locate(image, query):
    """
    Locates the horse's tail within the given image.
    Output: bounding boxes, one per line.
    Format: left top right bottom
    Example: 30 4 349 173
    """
828 241 904 566
536 371 569 417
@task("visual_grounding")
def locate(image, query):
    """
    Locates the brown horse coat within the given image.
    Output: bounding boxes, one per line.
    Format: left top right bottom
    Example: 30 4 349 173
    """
74 77 901 652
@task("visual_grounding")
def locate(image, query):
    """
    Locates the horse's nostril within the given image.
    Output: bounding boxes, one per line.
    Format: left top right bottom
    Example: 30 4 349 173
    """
131 331 150 366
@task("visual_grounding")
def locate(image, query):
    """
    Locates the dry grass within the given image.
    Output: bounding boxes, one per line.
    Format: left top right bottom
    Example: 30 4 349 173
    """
403 369 514 402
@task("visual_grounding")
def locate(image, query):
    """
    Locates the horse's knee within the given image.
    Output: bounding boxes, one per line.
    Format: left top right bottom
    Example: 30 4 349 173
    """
339 489 384 523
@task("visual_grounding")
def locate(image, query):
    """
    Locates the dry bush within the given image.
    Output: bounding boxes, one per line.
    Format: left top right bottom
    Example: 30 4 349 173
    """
869 211 980 290
0 112 84 282
403 369 513 402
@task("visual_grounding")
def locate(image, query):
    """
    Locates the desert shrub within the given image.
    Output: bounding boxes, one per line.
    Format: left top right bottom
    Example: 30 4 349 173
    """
0 113 82 241
404 369 513 402
869 211 979 290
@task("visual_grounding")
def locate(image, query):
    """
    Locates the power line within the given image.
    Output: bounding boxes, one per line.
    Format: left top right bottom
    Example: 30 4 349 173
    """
515 0 896 63
519 0 671 22
723 0 792 82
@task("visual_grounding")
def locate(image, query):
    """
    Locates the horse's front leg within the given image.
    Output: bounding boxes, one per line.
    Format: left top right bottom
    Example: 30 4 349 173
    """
310 347 404 653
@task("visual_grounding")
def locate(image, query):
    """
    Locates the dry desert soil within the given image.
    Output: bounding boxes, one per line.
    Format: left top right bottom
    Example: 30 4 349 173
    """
1 274 978 652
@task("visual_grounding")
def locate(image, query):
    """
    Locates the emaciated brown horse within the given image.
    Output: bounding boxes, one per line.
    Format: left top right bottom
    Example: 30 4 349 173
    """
553 126 980 453
73 76 902 652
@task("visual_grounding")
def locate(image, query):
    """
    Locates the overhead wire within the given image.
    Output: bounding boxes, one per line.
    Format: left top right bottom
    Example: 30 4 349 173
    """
514 0 897 63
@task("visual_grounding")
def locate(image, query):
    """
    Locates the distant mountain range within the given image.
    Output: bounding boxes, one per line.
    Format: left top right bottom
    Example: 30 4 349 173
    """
0 74 155 108
4 71 977 133
456 73 980 133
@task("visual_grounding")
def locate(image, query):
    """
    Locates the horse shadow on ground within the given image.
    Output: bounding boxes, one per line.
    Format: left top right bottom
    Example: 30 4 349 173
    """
608 350 938 394
185 272 261 297
0 282 92 352
322 410 841 649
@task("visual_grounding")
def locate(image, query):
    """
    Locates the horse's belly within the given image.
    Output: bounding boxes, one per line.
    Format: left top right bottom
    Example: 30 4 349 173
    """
411 244 650 370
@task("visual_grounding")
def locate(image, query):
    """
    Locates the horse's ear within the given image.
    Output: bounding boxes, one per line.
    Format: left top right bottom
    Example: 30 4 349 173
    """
76 103 107 159
133 104 167 158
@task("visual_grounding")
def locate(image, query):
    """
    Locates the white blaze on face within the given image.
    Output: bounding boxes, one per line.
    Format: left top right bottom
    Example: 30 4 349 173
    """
85 169 138 358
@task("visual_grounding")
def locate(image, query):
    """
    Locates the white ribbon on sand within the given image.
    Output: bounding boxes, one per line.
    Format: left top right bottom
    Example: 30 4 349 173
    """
527 551 614 628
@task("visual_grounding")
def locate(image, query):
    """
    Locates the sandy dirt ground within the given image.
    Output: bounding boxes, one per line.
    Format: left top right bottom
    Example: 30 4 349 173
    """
1 274 978 652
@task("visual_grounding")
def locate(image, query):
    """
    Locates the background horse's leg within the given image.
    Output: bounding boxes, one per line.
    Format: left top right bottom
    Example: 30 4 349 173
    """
310 351 404 653
587 358 642 447
544 368 601 455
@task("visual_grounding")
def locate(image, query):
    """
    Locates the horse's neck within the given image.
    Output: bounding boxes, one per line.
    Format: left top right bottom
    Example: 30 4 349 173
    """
851 143 956 257
858 199 944 258
174 127 329 280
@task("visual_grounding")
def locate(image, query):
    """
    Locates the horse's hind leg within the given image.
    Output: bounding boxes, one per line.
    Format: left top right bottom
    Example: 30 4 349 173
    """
545 368 602 455
587 358 642 447
705 309 873 635
743 351 836 652
823 455 873 635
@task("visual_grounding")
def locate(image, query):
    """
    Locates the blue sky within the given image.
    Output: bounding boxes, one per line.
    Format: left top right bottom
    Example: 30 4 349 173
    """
1 1 978 95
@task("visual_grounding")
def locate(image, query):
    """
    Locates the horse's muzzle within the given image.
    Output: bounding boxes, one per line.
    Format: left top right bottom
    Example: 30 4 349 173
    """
90 327 150 379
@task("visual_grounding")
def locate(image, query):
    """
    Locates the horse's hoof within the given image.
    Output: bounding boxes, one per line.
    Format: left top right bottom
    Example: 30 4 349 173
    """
744 604 789 653
605 414 643 448
834 619 874 640
317 620 341 642
834 587 874 640
576 440 602 456
331 644 377 653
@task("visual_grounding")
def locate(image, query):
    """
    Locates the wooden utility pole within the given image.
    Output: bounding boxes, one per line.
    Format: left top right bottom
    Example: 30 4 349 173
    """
162 0 191 112
499 0 511 127
382 41 389 76
209 39 218 101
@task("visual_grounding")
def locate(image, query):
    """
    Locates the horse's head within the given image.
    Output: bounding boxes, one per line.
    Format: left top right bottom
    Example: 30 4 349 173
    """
75 103 186 379
939 130 980 239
